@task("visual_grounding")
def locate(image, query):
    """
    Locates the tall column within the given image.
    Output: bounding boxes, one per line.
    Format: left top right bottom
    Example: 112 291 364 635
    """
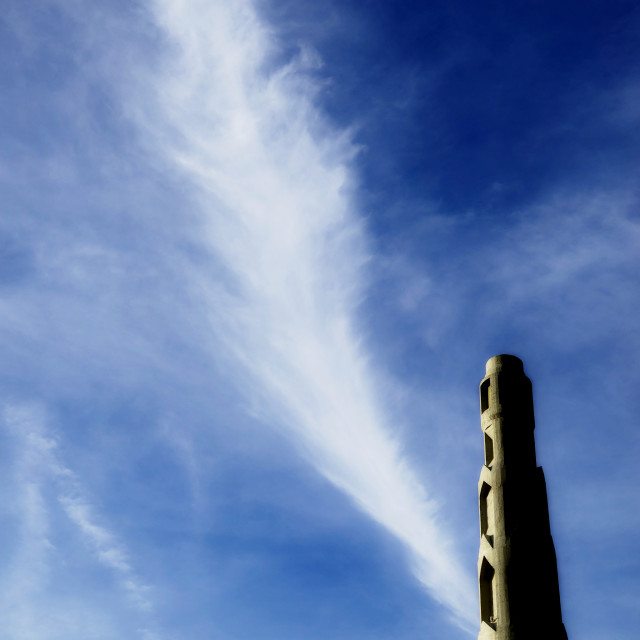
477 355 568 640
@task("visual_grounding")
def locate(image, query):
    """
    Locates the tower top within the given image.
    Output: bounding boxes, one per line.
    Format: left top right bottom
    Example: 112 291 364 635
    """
484 354 523 376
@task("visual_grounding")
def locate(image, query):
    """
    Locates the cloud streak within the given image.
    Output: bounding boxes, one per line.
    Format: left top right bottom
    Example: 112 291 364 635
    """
1 405 157 639
121 0 477 628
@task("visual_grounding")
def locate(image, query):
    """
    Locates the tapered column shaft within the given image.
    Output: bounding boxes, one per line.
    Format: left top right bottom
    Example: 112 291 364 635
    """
477 355 568 640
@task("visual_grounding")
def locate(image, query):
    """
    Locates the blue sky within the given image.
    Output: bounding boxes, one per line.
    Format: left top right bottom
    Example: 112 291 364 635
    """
1 1 638 638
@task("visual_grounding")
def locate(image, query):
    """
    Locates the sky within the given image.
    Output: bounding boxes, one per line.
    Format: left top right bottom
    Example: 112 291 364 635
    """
0 1 639 638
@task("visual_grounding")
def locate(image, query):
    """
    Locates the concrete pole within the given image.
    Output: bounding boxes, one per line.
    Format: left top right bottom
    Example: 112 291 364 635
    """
477 355 568 640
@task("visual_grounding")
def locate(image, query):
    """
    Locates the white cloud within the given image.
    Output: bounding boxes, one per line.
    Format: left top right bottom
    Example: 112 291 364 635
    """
0 405 158 639
59 497 153 612
117 0 477 630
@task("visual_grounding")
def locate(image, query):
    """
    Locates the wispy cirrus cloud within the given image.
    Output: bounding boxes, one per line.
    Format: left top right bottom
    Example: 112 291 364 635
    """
380 186 640 355
0 405 158 639
101 0 478 629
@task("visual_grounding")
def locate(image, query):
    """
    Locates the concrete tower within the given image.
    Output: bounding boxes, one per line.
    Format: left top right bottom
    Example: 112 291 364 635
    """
477 355 568 640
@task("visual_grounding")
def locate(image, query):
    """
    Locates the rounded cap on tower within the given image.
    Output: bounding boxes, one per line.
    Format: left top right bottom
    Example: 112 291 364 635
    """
485 354 524 376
